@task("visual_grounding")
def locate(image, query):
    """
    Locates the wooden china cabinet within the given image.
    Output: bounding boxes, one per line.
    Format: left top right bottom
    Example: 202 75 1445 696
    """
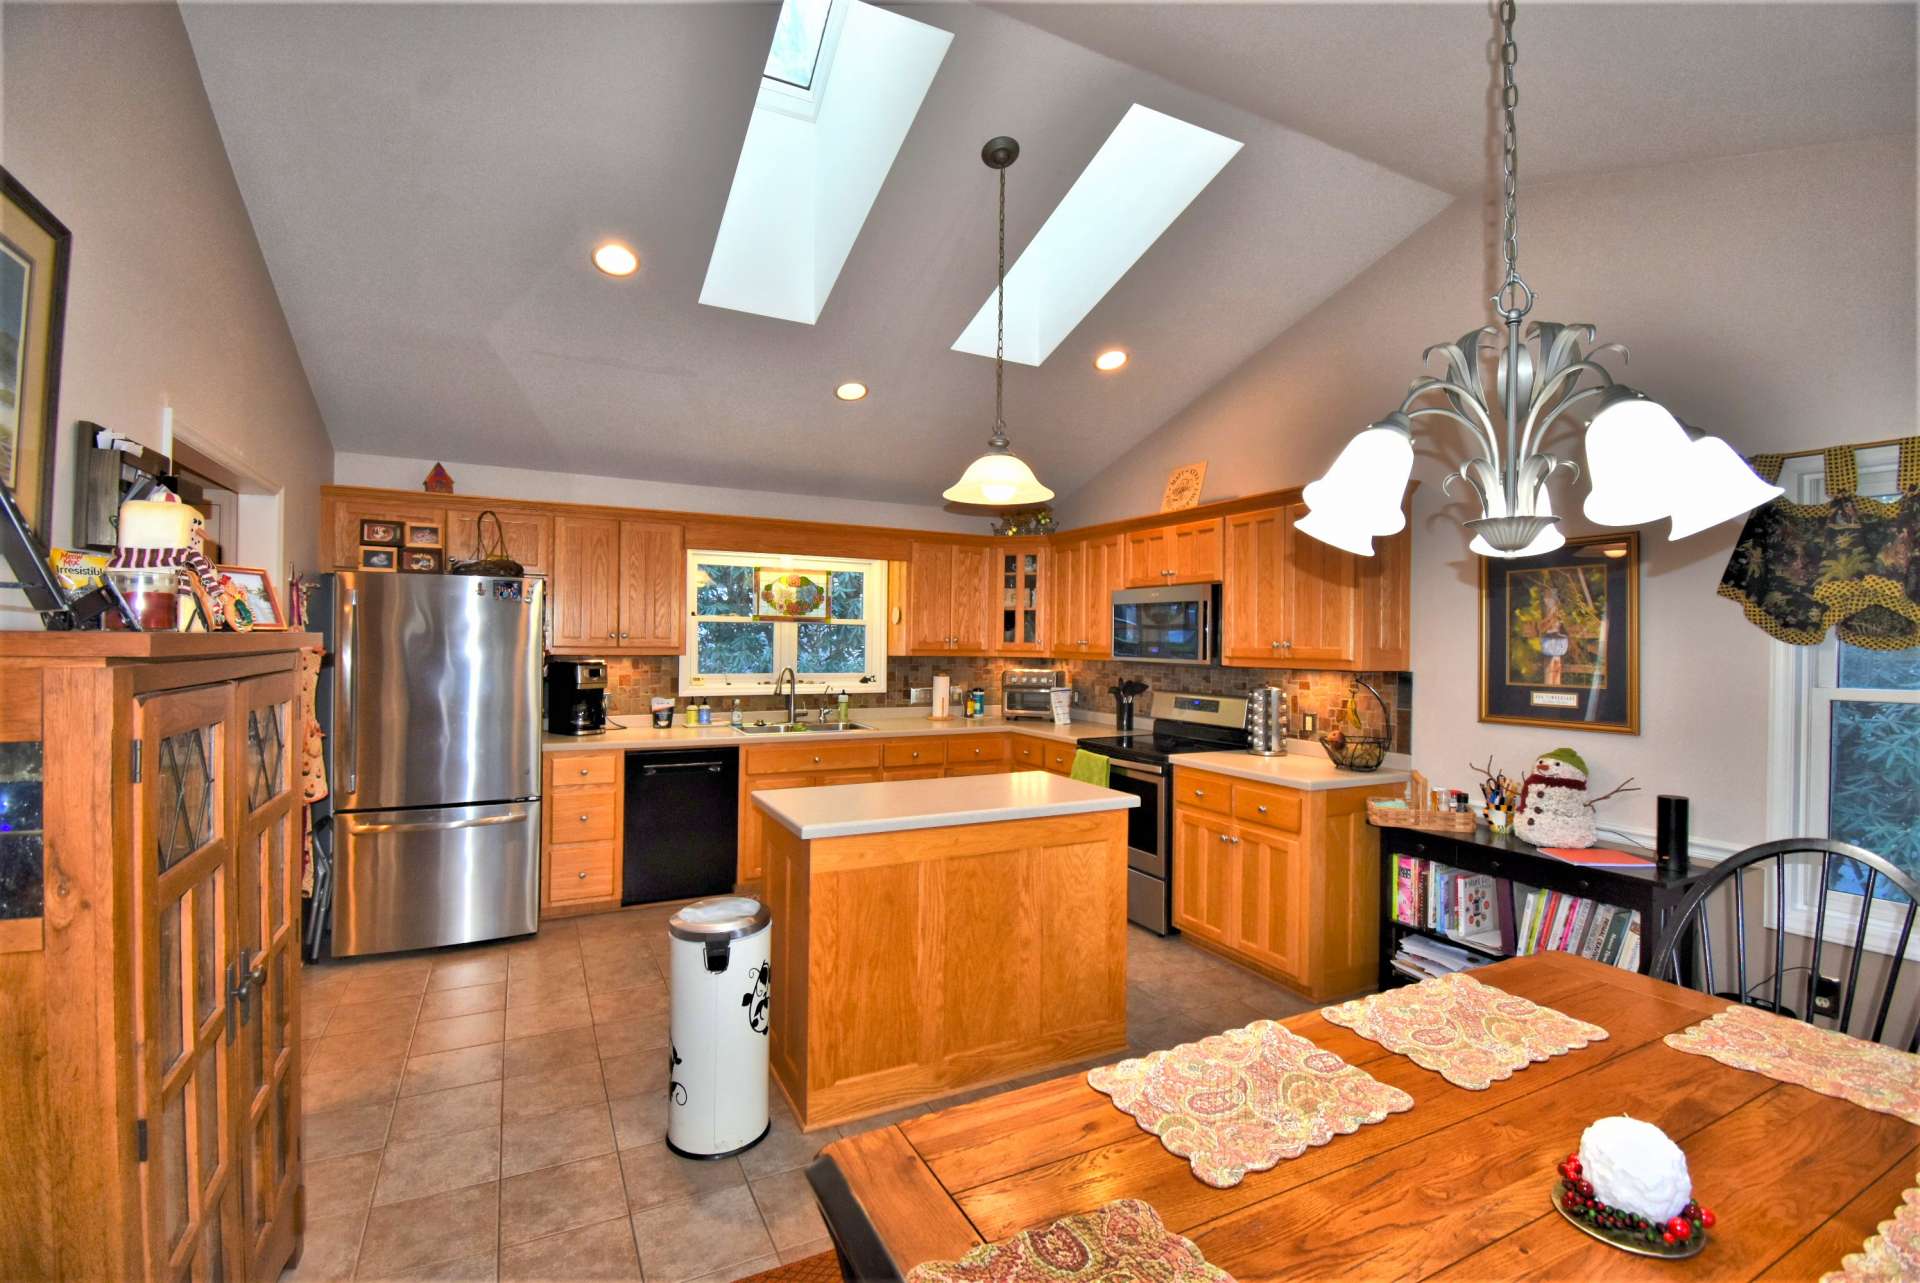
0 632 314 1283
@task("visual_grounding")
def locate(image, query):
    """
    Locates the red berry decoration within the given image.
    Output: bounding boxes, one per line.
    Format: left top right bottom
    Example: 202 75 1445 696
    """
1701 1209 1717 1229
1577 1179 1594 1198
1662 1232 1677 1246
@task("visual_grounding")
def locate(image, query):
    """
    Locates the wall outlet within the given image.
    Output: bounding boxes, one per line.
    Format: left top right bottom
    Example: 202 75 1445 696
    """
1812 973 1841 1016
907 687 931 705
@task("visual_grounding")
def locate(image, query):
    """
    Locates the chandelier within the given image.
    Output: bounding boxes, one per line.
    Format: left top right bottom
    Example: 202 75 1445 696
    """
1297 0 1782 558
944 136 1054 507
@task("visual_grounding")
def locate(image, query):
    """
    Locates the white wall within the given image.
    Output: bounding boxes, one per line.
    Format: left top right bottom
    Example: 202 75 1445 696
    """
0 1 334 590
333 452 987 534
1055 136 1917 849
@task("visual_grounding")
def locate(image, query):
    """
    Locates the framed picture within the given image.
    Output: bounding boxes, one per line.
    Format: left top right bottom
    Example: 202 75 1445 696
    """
216 565 287 630
756 568 829 620
405 522 442 548
400 547 444 574
359 519 402 547
1161 462 1207 512
0 170 71 544
1480 532 1639 734
358 545 398 572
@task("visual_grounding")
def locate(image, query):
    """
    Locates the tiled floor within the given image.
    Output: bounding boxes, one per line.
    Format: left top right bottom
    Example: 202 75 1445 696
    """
289 907 1317 1283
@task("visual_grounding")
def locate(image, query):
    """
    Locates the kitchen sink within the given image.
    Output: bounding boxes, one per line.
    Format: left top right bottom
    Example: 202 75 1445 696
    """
735 722 871 734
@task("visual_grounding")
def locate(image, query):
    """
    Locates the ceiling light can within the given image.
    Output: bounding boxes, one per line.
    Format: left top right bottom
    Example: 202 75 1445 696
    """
835 382 868 402
592 242 639 277
1094 349 1129 372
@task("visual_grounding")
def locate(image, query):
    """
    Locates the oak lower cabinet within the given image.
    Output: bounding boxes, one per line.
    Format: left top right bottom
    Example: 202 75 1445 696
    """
0 633 313 1283
542 752 622 917
550 516 684 654
1171 766 1402 1000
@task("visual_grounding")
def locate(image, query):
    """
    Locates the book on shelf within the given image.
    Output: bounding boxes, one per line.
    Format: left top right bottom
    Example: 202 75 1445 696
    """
1390 855 1642 970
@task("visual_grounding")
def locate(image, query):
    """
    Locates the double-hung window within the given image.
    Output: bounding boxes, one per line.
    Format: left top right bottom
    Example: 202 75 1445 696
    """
679 551 886 696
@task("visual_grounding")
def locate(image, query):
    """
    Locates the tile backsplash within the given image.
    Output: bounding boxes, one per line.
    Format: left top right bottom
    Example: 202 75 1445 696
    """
599 654 1409 751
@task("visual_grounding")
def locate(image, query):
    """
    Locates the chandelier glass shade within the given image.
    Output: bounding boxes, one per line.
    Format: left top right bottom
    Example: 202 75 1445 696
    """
1297 0 1780 558
944 135 1054 508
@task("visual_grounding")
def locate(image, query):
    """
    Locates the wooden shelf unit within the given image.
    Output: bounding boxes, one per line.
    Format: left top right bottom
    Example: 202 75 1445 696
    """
1376 825 1713 990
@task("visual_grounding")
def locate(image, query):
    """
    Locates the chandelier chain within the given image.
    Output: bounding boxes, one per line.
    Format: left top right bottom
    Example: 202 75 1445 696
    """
993 164 1008 444
1494 0 1532 318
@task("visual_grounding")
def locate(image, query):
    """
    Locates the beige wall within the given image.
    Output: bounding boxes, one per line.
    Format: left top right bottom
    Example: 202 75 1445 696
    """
1057 136 1917 849
0 0 332 588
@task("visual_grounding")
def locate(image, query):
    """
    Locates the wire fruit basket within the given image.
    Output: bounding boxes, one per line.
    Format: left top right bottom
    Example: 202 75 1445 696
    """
1322 677 1394 773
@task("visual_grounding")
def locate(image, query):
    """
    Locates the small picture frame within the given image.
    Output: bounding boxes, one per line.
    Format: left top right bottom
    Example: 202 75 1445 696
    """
400 547 444 574
215 565 287 630
405 522 442 548
358 545 398 572
359 519 402 547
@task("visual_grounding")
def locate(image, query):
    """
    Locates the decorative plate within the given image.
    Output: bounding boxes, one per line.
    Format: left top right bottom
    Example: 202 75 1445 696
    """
1550 1183 1709 1259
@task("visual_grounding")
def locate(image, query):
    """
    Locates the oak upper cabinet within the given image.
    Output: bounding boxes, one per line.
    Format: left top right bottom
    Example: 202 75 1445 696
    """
992 542 1047 655
550 516 684 654
1222 504 1359 668
447 507 552 576
1050 540 1083 656
1356 520 1412 671
330 497 447 569
1125 517 1223 587
1052 533 1121 657
907 542 992 654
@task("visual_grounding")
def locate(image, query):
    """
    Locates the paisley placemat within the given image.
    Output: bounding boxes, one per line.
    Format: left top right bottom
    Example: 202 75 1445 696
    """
904 1198 1232 1283
1821 1179 1920 1282
1665 1003 1920 1125
1320 972 1609 1090
1085 1020 1413 1188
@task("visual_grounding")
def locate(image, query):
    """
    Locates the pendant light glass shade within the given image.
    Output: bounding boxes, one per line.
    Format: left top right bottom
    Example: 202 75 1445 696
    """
1666 433 1784 540
1297 418 1414 556
1582 393 1690 527
942 447 1054 506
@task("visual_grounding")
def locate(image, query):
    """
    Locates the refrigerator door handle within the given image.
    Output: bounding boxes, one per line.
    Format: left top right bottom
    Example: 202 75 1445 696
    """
342 807 531 835
340 587 359 796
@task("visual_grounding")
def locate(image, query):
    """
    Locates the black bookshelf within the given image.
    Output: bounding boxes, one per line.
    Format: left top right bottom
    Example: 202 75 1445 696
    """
1377 824 1713 989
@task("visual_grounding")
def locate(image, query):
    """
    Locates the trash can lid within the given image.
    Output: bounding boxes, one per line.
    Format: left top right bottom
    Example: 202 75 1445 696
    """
668 896 770 943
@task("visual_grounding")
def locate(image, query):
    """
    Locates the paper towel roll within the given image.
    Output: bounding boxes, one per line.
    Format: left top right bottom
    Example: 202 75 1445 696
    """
930 674 952 720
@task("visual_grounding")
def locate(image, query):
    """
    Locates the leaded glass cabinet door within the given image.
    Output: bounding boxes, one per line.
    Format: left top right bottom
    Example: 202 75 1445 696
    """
233 672 302 1283
996 544 1048 654
133 684 244 1282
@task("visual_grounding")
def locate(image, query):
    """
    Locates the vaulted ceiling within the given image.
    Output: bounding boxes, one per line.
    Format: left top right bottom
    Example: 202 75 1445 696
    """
179 2 1913 509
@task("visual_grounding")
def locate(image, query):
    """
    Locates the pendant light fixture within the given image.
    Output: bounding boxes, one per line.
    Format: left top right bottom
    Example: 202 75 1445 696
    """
944 136 1054 507
1298 0 1780 558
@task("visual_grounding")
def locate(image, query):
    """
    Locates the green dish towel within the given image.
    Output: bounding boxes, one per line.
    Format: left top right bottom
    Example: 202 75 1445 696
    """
1070 749 1111 787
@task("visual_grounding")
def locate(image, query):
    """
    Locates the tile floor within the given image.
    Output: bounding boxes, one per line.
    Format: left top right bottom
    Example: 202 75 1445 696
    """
288 907 1317 1283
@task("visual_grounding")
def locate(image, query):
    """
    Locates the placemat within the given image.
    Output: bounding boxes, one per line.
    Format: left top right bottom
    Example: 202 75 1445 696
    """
1320 972 1609 1090
1665 1003 1920 1125
904 1199 1231 1283
1821 1179 1920 1282
1085 1020 1413 1188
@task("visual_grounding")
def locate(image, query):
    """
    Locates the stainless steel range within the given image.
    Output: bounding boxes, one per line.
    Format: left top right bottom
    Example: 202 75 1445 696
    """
1078 690 1250 935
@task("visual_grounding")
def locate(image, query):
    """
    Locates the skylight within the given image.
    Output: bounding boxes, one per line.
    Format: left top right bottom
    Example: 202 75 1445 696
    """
764 0 833 91
953 105 1243 366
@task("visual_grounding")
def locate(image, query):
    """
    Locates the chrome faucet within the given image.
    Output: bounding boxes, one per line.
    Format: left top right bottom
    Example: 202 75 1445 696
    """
774 667 798 726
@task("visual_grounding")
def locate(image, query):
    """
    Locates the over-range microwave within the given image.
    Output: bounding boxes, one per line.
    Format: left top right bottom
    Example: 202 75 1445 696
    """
1112 584 1217 665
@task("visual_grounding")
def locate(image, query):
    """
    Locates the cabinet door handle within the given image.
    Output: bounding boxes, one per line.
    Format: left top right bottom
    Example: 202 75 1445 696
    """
1257 804 1268 814
578 813 589 822
608 631 617 639
1230 836 1243 845
812 755 822 764
911 751 919 759
577 870 588 880
620 632 630 640
578 767 590 777
1218 833 1230 843
1193 789 1205 798
973 747 982 756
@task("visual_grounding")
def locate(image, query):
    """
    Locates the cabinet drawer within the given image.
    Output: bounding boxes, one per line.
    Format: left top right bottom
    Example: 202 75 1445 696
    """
1010 737 1046 768
1044 745 1076 775
1233 782 1304 833
546 753 619 788
548 840 617 902
1179 773 1231 815
883 766 943 781
551 787 619 842
746 742 882 774
946 762 1009 776
946 735 1009 765
882 739 946 768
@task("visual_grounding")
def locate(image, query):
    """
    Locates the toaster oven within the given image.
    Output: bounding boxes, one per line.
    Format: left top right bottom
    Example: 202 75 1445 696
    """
1001 667 1071 720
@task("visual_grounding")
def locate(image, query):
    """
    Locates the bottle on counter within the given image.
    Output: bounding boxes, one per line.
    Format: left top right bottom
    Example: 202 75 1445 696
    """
967 687 986 719
684 701 699 727
836 690 850 725
730 699 744 729
697 701 712 726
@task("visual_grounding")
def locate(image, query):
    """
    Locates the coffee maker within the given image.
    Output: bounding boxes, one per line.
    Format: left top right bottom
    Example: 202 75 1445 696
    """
546 658 609 735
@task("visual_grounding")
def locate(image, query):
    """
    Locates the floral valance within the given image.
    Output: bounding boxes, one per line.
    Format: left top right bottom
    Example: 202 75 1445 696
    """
1718 439 1920 650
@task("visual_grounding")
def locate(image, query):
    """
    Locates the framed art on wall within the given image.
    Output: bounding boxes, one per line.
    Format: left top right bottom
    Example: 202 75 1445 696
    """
1480 532 1640 734
0 169 71 543
216 565 287 629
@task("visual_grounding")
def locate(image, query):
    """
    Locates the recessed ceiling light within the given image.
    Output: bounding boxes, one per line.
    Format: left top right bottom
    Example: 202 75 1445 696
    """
592 242 639 277
1094 348 1129 372
835 382 868 401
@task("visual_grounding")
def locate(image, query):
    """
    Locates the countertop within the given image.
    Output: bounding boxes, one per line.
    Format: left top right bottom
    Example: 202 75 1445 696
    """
1170 749 1411 792
752 771 1139 840
542 709 1125 753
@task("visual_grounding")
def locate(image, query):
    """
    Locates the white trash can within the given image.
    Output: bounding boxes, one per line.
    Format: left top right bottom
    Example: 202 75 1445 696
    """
666 896 772 1159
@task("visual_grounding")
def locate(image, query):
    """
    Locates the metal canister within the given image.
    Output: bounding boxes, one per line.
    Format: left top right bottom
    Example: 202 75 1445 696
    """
1244 686 1290 756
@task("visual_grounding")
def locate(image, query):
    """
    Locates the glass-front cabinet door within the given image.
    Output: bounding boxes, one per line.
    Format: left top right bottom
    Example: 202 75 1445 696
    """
133 684 243 1283
995 543 1047 654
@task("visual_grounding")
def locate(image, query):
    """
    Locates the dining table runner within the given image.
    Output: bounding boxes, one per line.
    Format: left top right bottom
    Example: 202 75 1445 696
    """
1821 1174 1920 1281
1086 1020 1413 1188
1320 971 1609 1090
903 1199 1233 1283
1665 1003 1920 1125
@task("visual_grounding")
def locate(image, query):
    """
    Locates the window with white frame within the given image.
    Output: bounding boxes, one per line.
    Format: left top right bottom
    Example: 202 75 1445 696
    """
1772 446 1920 950
679 551 887 696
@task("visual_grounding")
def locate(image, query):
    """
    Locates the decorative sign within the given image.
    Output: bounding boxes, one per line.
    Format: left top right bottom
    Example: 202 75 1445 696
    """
1161 462 1207 512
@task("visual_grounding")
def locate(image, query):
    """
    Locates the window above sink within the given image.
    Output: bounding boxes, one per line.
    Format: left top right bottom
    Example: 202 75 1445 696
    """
679 549 888 698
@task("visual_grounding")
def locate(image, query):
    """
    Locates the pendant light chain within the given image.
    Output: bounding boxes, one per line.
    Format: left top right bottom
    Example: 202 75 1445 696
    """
992 163 1008 447
1494 0 1533 320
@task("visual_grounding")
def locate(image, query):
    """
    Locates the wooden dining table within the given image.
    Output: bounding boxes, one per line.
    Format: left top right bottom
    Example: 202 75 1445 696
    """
806 950 1920 1281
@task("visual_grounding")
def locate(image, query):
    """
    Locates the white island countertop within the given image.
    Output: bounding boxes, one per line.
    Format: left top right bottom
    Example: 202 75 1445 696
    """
753 771 1139 841
1170 749 1412 792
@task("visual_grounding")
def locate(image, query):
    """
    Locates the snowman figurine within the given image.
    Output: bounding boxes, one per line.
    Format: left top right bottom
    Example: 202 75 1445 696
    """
1516 747 1641 849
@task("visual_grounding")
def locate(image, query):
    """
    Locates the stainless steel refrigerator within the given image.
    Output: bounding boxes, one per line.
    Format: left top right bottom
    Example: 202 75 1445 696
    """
317 572 545 956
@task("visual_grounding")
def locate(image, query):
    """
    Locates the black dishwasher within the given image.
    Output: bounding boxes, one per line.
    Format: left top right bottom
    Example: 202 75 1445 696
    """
622 749 740 905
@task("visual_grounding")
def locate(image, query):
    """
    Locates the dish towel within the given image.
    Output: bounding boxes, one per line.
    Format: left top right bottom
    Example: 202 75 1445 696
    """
1070 749 1111 787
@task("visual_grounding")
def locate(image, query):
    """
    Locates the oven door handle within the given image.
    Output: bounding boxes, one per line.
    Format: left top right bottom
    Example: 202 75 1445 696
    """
1109 760 1164 779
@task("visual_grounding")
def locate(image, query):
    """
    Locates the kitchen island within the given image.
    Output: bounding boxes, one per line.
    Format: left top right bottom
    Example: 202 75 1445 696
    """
754 772 1138 1130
